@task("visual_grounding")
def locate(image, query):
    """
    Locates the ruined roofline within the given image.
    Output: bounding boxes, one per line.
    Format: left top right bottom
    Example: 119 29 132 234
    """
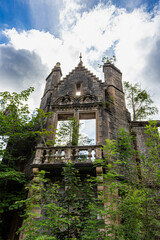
131 120 160 127
45 61 122 83
45 62 102 83
42 60 124 101
61 64 102 83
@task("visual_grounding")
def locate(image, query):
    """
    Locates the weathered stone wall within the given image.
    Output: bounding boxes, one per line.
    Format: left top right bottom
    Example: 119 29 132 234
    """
131 122 155 157
102 64 130 142
40 62 131 145
131 126 148 155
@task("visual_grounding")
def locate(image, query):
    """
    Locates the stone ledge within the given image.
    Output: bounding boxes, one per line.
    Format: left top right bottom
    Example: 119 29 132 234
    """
131 120 160 127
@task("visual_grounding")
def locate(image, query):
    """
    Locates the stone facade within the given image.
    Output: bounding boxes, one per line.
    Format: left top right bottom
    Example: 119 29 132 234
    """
4 58 160 240
32 58 160 184
40 60 130 146
17 58 160 240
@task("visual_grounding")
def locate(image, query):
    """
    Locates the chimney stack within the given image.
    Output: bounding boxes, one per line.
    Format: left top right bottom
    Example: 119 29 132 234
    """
103 63 123 91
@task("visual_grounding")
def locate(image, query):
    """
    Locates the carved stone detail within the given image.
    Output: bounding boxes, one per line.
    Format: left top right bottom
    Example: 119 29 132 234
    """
54 94 98 105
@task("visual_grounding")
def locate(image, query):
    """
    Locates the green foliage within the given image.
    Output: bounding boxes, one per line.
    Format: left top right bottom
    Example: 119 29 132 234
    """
101 126 160 239
0 88 35 227
1 87 160 239
98 55 116 68
123 81 158 121
55 117 93 146
9 122 160 239
17 170 68 240
0 88 55 237
118 187 146 240
18 166 104 240
32 108 55 146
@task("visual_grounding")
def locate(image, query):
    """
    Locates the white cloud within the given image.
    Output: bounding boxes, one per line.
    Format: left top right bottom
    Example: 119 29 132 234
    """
3 29 62 68
1 1 160 118
59 0 85 32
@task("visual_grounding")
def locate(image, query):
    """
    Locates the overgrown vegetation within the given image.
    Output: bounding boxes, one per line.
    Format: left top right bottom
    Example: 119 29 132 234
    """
1 88 160 239
100 125 160 239
123 81 158 121
17 165 104 240
0 88 54 239
98 55 116 68
17 123 160 240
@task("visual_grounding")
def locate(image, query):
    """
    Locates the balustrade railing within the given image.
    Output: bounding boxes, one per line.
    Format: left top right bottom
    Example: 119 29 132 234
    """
33 144 102 164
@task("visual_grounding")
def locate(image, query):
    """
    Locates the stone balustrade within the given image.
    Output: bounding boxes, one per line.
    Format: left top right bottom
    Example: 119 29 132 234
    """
33 144 102 164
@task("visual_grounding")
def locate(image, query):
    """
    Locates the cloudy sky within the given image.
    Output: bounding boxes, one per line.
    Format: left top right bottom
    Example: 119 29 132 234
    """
0 0 160 119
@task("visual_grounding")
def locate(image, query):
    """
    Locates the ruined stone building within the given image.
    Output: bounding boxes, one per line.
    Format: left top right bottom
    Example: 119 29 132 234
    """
32 57 149 171
3 57 159 240
31 58 130 185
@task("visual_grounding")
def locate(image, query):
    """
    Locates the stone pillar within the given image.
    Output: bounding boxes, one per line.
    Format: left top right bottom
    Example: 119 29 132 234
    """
103 63 129 137
31 168 42 218
96 166 103 197
103 63 122 91
40 62 62 111
44 62 62 95
19 168 41 240
45 112 57 143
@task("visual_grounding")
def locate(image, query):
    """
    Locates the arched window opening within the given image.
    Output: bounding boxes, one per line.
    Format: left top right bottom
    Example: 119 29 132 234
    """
76 83 81 96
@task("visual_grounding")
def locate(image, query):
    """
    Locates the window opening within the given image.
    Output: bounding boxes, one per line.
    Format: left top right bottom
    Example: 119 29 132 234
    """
76 83 81 96
55 120 74 146
79 119 96 146
79 116 96 161
56 114 78 146
56 113 96 149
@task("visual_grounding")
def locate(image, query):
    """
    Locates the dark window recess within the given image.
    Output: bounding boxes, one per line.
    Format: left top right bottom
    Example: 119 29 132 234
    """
76 83 81 96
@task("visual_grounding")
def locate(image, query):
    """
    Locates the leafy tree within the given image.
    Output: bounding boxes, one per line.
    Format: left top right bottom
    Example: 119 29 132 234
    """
17 170 69 240
0 88 54 239
0 88 35 235
123 81 158 121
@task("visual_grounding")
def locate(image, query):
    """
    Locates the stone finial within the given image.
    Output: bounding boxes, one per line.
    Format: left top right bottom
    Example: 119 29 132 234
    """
79 53 82 62
78 53 83 67
52 62 61 71
51 62 62 77
56 62 61 67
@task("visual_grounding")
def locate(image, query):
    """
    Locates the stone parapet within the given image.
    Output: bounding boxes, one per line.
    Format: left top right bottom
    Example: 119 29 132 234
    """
33 144 103 165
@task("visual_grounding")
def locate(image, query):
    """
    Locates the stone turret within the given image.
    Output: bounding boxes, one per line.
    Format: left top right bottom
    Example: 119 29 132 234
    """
102 63 129 139
44 62 62 94
103 63 123 91
40 62 62 111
